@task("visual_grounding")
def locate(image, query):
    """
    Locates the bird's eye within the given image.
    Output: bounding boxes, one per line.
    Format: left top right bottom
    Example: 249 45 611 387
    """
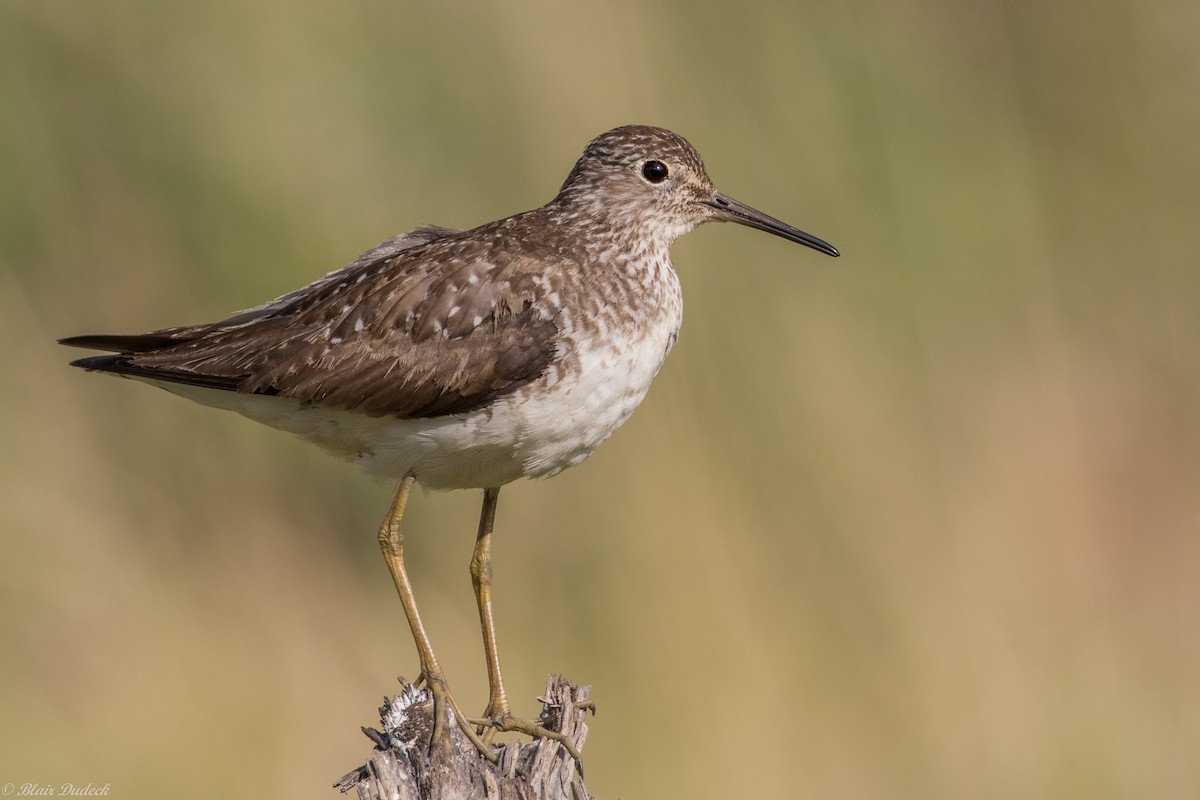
641 160 669 183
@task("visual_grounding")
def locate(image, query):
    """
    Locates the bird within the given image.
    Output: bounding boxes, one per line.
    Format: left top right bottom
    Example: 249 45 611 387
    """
60 124 839 766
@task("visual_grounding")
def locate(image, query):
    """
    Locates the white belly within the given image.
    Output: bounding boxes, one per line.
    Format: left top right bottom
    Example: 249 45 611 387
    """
149 294 682 491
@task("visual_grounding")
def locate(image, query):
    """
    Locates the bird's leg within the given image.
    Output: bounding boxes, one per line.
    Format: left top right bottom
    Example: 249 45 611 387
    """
470 488 509 724
377 475 495 762
467 487 584 769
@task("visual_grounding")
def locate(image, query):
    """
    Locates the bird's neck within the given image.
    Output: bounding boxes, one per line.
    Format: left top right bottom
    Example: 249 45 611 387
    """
539 197 677 262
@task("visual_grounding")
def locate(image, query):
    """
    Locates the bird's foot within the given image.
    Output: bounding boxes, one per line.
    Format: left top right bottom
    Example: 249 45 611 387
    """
467 708 585 775
415 671 500 764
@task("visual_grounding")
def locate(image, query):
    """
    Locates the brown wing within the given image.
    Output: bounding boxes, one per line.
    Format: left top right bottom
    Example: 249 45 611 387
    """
62 224 564 419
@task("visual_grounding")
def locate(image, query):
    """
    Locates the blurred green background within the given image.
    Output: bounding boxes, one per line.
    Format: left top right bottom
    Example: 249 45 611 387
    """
3 1 1199 798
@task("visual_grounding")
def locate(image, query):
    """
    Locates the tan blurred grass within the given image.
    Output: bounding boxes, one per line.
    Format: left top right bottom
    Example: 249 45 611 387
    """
3 1 1199 798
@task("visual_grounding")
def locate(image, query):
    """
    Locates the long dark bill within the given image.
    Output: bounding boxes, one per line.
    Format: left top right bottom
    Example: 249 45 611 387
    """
705 193 839 257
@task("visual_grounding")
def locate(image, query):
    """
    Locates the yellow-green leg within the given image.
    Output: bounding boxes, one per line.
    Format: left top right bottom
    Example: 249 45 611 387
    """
377 475 495 761
467 487 584 768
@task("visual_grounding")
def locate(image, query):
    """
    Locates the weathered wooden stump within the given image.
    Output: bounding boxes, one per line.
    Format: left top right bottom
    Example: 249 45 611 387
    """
335 675 597 800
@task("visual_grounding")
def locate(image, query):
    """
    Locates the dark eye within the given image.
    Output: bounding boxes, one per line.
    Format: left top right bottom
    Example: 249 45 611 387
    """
641 160 669 183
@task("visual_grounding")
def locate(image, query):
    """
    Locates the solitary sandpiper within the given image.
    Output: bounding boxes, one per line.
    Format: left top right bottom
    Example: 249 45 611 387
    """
60 125 839 767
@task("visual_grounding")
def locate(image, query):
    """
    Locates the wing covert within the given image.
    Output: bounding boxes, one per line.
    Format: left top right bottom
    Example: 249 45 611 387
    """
67 228 564 419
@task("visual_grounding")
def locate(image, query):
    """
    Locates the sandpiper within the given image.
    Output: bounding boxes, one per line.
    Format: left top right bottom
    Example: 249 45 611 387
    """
60 125 838 765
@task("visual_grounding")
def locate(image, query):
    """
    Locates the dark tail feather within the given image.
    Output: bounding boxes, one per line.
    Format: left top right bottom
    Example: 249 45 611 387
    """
66 354 245 393
59 333 186 353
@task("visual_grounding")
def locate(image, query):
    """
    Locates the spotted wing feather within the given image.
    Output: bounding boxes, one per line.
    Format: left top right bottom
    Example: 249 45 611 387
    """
62 224 563 419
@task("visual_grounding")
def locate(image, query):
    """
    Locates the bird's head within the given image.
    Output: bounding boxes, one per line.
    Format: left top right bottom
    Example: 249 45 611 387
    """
551 125 838 257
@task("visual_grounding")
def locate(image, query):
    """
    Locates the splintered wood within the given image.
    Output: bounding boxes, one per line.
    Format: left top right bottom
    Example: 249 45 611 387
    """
335 675 597 800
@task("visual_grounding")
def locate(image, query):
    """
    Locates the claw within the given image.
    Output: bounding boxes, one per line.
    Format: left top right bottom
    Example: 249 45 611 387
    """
424 672 499 764
471 711 584 776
